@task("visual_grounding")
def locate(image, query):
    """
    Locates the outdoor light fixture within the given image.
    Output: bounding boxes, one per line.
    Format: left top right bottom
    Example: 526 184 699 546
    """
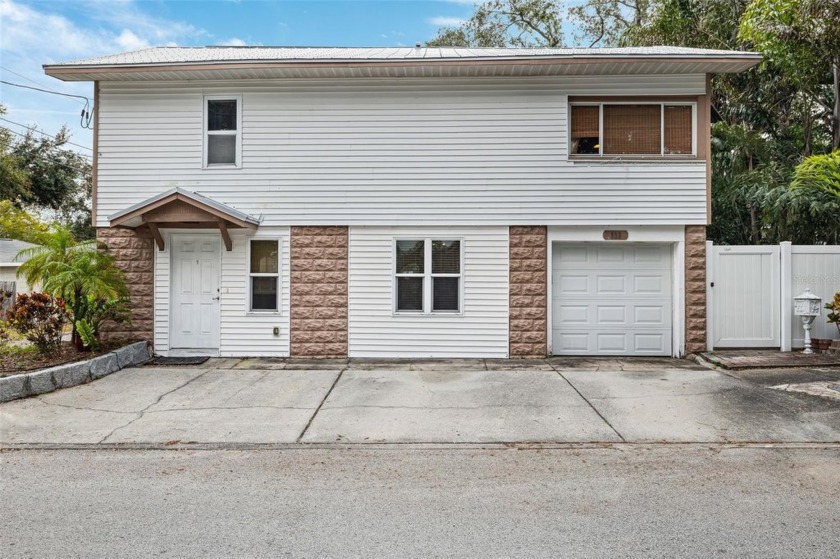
794 288 822 354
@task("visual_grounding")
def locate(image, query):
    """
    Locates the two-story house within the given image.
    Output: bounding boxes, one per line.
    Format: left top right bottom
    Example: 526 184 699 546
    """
44 46 760 359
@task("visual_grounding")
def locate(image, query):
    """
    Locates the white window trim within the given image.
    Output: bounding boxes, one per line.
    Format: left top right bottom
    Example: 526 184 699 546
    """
246 237 281 314
392 237 465 316
203 94 242 169
569 101 697 158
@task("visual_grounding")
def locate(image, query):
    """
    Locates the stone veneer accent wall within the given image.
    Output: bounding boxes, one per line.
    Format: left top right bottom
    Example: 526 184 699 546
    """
685 225 707 354
290 226 348 358
509 226 548 358
96 227 154 344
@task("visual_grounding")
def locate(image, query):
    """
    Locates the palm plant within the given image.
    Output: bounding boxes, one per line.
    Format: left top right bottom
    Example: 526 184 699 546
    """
16 225 128 350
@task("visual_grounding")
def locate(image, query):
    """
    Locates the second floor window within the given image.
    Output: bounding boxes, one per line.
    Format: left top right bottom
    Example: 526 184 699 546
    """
205 97 241 167
570 103 695 157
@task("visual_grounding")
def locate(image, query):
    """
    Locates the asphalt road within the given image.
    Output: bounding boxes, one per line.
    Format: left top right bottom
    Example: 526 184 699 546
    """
2 445 838 558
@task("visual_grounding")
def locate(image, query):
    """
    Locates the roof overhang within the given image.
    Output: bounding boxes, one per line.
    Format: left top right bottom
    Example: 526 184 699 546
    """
109 188 260 251
44 54 762 82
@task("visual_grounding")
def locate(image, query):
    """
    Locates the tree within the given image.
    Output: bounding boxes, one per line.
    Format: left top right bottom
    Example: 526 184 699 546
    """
792 151 840 200
739 0 840 150
0 201 49 245
427 0 565 47
1 104 94 239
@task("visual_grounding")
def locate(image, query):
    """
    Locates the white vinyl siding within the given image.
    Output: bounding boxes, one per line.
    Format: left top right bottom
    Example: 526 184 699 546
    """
349 226 509 358
154 227 290 357
97 74 708 228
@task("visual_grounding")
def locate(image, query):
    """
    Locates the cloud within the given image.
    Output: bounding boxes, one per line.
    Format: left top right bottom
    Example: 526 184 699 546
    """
116 29 150 51
0 0 209 154
219 37 248 47
429 16 466 27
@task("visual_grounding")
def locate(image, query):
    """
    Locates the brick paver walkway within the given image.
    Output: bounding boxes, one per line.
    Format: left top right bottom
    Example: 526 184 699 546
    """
702 350 840 370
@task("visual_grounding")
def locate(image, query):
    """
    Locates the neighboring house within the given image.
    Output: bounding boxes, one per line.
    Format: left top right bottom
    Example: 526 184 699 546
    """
44 46 760 358
0 238 37 294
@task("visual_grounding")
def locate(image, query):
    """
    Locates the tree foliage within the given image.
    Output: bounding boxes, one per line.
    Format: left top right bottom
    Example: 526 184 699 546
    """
0 104 93 240
791 151 840 200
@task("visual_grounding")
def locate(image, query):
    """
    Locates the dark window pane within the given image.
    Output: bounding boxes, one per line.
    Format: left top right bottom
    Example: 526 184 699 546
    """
208 135 236 164
208 100 237 131
251 277 277 311
396 240 424 274
571 105 600 155
603 104 661 155
250 241 278 273
433 277 459 311
432 240 460 273
397 277 423 311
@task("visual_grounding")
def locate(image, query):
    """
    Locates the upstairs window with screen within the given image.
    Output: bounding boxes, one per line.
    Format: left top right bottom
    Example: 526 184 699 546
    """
395 239 462 314
249 239 279 312
205 97 240 166
570 103 695 156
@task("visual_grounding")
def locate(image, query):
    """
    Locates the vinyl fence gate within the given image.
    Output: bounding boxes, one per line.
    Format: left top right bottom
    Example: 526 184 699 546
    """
706 242 840 351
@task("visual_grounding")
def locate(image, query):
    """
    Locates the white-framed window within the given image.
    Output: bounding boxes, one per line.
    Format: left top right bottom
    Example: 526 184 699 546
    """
204 95 242 167
394 238 463 314
248 239 279 312
569 102 696 157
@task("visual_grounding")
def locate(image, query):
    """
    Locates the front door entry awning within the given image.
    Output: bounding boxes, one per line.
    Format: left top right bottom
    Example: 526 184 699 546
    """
108 188 260 251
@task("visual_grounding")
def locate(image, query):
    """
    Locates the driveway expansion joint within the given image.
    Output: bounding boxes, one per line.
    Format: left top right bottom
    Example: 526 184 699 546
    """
549 364 626 443
296 366 347 443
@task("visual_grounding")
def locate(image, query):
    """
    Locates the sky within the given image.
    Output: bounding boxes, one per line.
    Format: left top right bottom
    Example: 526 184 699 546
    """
0 0 486 157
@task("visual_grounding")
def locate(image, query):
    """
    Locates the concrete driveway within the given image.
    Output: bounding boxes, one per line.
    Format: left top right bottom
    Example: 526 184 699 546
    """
2 358 839 446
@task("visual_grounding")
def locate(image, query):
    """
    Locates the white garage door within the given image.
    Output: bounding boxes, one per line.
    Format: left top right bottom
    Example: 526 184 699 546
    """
552 243 673 356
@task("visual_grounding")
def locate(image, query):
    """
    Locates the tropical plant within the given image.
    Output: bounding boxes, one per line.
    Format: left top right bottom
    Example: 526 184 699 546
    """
16 225 128 350
825 292 840 338
6 292 69 353
75 318 99 351
791 151 840 200
74 297 131 350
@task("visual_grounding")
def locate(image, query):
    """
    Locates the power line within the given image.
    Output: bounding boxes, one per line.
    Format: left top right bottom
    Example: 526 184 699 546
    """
2 127 93 163
0 66 87 106
0 79 91 103
0 117 93 152
0 80 94 130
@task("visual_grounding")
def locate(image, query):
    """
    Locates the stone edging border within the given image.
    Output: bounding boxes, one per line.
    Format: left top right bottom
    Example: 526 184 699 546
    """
0 341 152 403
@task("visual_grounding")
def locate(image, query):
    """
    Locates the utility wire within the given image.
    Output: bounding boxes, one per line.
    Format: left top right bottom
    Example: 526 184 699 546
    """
0 117 93 152
0 66 86 106
2 127 93 163
0 80 94 130
0 79 91 102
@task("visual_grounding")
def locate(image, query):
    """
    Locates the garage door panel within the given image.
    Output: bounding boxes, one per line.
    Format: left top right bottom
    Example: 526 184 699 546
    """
552 242 673 356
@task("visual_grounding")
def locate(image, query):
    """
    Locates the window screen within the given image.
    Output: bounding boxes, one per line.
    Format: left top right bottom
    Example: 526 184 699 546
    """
249 240 278 311
602 104 661 155
664 105 693 154
206 98 239 165
571 105 600 155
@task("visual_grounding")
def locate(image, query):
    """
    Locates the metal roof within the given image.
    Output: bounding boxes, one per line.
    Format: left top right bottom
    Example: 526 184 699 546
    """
44 46 761 81
0 239 37 265
108 187 261 228
48 46 758 66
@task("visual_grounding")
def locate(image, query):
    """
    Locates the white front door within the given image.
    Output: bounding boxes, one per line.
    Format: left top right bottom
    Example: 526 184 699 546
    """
170 235 220 350
551 243 673 356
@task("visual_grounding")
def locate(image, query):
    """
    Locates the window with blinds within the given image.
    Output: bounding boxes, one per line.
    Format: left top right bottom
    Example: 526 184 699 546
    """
394 239 462 314
571 103 694 156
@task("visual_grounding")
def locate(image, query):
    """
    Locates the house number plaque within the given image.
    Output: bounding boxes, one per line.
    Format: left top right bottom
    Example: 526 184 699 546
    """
603 230 629 241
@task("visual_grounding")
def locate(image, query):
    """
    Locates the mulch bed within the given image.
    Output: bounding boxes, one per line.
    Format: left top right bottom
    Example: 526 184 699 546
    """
0 342 121 377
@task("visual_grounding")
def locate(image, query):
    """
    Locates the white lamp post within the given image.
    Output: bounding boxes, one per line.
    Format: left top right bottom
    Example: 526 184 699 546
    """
793 289 822 354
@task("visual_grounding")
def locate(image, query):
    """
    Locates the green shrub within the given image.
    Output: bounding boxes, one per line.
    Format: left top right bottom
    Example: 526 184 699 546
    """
6 292 68 353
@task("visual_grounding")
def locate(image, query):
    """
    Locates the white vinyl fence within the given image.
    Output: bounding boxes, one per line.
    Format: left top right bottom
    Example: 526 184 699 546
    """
707 242 840 351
